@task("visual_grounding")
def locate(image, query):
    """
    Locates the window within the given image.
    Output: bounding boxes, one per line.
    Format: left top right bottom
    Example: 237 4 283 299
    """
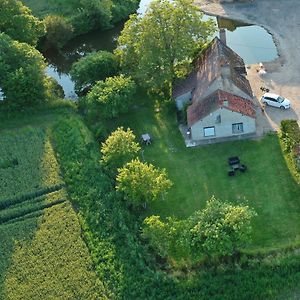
232 123 244 134
204 126 215 137
215 114 221 123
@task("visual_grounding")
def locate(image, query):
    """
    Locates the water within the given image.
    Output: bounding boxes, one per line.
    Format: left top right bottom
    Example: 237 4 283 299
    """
45 1 278 99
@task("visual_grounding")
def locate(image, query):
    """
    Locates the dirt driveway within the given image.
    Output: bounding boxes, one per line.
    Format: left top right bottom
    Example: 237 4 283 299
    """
196 0 300 136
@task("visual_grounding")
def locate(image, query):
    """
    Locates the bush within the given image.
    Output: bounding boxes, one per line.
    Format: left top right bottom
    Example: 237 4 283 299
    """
85 75 136 120
70 51 119 93
44 15 74 49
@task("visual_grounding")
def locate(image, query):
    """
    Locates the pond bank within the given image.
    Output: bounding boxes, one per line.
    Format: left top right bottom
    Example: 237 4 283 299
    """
197 0 300 131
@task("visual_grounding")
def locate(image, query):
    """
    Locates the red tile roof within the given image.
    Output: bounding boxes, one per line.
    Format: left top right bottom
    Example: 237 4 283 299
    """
172 37 253 100
187 90 256 126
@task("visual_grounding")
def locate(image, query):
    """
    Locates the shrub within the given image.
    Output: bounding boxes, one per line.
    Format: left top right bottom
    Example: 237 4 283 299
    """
85 75 136 120
44 15 74 49
70 51 119 94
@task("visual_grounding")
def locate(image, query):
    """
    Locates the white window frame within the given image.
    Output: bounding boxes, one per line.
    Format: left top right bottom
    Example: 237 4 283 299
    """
232 123 244 134
204 126 216 137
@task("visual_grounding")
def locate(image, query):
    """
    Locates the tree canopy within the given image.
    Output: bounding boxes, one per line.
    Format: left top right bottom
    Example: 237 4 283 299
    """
116 158 172 207
101 127 141 172
116 0 216 96
0 0 45 46
85 75 136 120
0 33 47 108
189 197 256 258
44 15 74 49
70 51 119 93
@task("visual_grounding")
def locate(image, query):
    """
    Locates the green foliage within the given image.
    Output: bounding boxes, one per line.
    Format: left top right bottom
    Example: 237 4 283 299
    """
70 51 119 93
0 33 47 109
45 76 65 99
70 0 112 35
85 75 136 120
116 158 172 207
0 202 107 300
51 113 300 299
101 127 141 172
0 127 63 203
189 197 256 258
23 0 139 36
111 0 140 23
116 0 216 95
280 119 300 153
0 0 45 45
44 15 74 49
0 120 106 299
142 215 188 260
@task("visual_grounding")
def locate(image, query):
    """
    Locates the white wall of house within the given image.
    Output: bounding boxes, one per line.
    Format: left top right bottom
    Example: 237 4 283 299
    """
190 107 256 141
175 90 192 110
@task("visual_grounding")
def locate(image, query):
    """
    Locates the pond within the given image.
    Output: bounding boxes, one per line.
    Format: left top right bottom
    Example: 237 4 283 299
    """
45 0 278 99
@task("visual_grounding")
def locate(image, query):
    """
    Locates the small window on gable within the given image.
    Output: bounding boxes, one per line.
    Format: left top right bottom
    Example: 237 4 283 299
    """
215 114 221 123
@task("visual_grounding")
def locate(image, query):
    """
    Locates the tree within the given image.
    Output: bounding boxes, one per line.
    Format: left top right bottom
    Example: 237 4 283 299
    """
116 0 216 96
0 33 47 109
85 75 136 120
101 127 141 172
70 51 119 93
70 0 113 35
0 0 45 46
44 15 74 49
189 197 256 258
142 215 187 259
116 158 172 207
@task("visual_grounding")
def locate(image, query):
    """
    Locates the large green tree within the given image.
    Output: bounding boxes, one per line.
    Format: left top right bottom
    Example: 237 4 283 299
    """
70 51 119 93
101 127 141 172
0 33 47 108
116 0 216 96
0 0 45 46
85 75 136 120
116 158 172 208
189 197 256 258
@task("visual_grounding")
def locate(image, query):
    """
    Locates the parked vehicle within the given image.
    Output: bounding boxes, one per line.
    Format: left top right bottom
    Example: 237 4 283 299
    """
261 92 291 109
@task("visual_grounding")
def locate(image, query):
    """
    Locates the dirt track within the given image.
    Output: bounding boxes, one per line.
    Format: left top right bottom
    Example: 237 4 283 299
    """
196 0 300 134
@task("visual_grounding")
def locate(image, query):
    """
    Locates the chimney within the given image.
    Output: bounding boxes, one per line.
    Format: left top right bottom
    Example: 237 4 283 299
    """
223 99 229 107
219 28 226 45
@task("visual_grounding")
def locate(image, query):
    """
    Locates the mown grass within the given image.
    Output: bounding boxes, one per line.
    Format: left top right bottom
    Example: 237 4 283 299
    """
0 111 107 299
102 93 300 251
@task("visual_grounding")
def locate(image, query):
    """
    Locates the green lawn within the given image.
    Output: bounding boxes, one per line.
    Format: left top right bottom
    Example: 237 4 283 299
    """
106 94 300 251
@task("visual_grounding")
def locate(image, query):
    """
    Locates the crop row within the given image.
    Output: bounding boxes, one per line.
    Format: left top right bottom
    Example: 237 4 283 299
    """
0 126 63 201
0 201 107 300
0 183 65 210
0 188 67 224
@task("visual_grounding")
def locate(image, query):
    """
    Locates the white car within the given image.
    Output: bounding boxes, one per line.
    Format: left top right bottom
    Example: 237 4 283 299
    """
261 92 291 109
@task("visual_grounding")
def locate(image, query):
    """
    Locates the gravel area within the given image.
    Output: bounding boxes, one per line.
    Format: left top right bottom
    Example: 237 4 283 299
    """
196 0 300 135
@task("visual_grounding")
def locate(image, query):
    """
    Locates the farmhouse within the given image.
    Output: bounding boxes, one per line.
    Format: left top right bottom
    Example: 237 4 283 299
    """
173 37 253 110
187 89 256 141
173 36 256 142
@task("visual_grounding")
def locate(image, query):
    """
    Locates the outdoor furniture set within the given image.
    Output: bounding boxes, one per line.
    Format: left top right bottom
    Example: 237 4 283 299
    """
228 156 247 176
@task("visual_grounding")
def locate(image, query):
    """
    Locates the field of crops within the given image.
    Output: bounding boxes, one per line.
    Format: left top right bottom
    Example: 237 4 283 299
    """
0 127 64 205
0 125 106 299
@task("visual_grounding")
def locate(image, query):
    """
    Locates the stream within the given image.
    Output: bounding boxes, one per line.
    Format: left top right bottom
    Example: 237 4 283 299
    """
45 0 278 99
